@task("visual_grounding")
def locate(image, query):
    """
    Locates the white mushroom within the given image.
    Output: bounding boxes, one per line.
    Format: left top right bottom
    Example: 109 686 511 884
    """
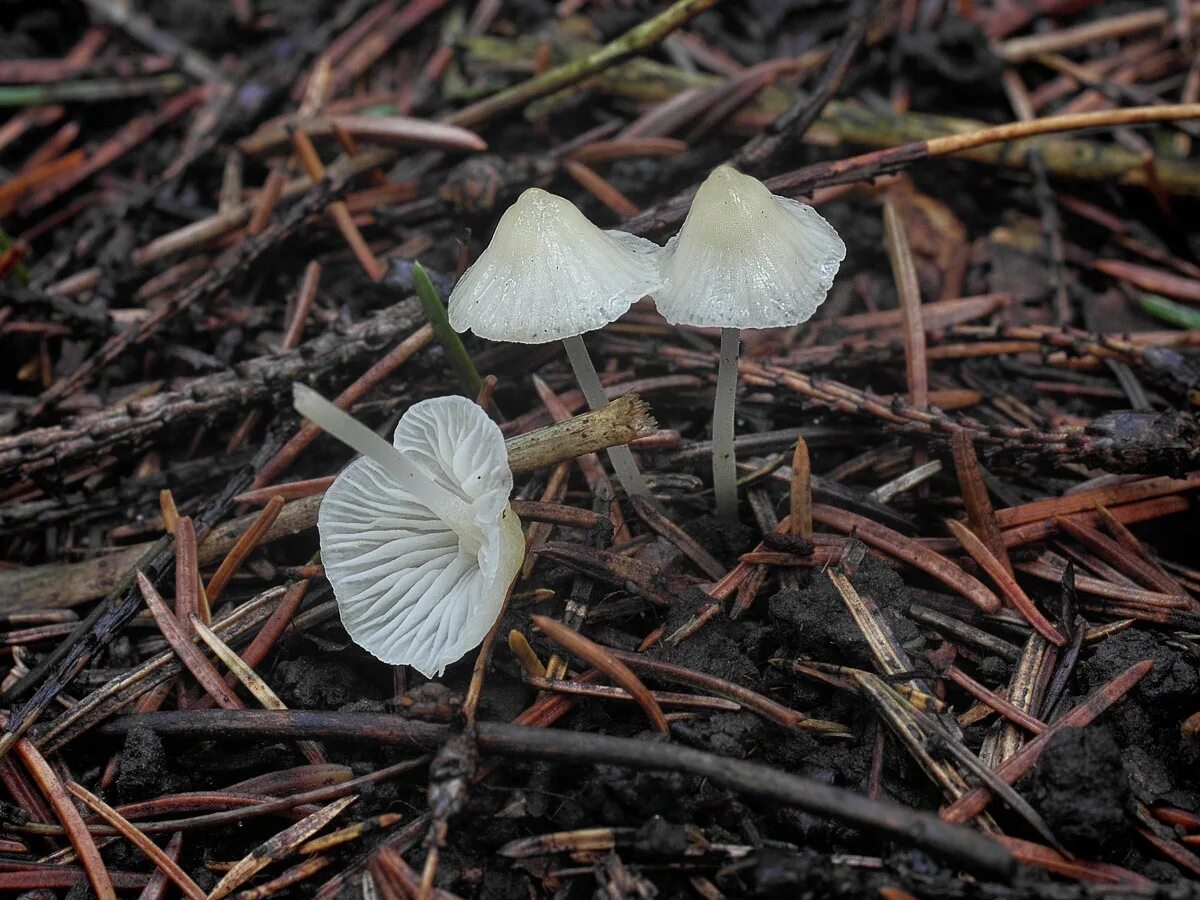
651 165 845 519
293 385 525 678
448 187 661 500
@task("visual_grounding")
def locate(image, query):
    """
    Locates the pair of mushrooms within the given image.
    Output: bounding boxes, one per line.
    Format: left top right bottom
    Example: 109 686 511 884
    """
294 165 844 677
449 164 846 519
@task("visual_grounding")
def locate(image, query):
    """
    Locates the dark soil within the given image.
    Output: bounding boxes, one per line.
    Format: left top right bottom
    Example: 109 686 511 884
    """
1018 726 1132 856
770 556 925 669
1 1 1200 898
115 724 171 803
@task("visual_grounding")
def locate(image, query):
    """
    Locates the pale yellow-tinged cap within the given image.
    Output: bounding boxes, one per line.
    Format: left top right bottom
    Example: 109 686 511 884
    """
652 165 845 329
449 188 662 343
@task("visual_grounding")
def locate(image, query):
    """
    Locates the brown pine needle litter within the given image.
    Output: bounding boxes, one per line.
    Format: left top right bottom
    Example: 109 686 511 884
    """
0 2 1199 897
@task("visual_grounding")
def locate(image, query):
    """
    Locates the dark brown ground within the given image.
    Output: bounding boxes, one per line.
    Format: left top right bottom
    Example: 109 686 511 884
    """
2 1 1200 898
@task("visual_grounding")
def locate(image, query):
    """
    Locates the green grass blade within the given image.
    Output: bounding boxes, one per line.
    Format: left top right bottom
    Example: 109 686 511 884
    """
0 227 30 285
1137 293 1200 329
0 75 185 106
412 261 483 397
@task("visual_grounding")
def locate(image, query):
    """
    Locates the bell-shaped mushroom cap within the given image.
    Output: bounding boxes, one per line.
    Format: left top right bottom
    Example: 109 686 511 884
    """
653 165 846 329
448 187 662 344
317 395 525 677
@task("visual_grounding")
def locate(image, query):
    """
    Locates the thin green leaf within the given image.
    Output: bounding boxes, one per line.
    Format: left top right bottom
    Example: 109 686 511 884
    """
0 227 30 286
412 261 483 397
1137 293 1200 329
0 75 185 106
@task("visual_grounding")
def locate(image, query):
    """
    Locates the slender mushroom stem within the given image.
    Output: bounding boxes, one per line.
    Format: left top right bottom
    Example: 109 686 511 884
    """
712 327 741 520
561 334 652 499
292 385 480 549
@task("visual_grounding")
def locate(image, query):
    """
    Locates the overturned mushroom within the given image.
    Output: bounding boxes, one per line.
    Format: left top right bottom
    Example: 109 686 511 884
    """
448 187 661 499
652 165 845 519
293 385 525 678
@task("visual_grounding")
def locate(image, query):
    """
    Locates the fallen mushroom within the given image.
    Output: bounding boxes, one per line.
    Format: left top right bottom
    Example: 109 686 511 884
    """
448 187 661 499
652 165 845 519
293 385 525 678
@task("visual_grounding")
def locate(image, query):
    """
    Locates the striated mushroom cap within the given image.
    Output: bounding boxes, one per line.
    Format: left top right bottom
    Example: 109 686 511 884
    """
448 187 662 343
312 394 525 677
652 165 846 329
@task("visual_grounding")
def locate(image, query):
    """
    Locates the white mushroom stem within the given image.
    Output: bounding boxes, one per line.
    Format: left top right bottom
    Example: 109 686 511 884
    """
292 385 481 552
712 327 741 521
561 334 652 500
559 336 652 501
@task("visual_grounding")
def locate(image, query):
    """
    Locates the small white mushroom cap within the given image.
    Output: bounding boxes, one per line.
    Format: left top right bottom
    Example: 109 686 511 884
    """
652 165 846 329
301 390 525 678
448 187 662 343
